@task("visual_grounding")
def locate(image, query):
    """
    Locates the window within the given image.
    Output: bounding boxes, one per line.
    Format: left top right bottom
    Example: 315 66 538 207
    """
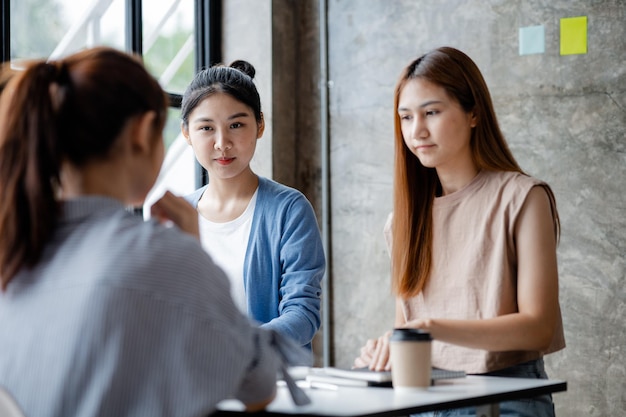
10 0 126 62
1 0 220 209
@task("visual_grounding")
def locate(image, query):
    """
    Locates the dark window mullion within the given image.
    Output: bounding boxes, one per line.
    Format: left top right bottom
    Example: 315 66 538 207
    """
124 0 144 215
193 0 222 188
125 0 142 55
1 0 9 63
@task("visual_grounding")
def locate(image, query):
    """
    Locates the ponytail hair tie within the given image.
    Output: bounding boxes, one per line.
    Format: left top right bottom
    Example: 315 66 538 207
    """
45 61 71 113
45 61 71 86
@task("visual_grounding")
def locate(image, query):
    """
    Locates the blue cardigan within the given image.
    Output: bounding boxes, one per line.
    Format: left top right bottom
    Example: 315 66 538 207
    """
186 176 325 348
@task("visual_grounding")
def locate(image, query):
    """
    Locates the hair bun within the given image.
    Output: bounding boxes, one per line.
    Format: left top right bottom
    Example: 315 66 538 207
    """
229 60 255 79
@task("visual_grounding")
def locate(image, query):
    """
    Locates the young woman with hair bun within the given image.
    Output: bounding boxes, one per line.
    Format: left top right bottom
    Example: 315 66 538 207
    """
182 60 325 350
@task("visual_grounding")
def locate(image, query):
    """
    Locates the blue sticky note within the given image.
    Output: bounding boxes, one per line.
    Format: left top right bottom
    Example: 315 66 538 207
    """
519 25 545 55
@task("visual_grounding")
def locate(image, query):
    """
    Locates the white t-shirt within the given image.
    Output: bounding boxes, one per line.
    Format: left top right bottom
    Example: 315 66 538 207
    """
198 190 258 313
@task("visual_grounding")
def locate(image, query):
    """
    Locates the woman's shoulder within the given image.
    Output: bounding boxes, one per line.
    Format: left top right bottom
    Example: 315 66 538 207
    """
258 176 302 195
50 206 224 304
257 176 310 205
116 217 230 298
482 170 548 193
108 213 212 276
480 170 555 218
255 177 318 227
140 218 206 256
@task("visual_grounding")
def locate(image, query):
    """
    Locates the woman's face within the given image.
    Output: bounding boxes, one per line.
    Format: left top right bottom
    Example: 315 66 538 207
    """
398 78 476 171
182 92 263 181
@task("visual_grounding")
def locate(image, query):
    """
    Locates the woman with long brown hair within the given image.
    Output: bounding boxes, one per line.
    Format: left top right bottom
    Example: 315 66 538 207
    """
355 47 565 417
0 47 289 417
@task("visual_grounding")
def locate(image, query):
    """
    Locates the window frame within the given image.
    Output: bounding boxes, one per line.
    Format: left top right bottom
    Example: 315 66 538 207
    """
0 0 222 188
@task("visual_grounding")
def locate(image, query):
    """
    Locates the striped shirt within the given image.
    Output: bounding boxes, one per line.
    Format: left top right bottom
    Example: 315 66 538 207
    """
0 196 281 417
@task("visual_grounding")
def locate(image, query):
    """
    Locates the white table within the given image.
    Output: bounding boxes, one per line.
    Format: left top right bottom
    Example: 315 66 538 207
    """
215 376 567 417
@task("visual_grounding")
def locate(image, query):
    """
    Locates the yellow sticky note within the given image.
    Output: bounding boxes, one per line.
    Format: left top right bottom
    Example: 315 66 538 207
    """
560 16 587 55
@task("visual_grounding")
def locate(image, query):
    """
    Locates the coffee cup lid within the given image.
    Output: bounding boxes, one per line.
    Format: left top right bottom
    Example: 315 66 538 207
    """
390 328 432 341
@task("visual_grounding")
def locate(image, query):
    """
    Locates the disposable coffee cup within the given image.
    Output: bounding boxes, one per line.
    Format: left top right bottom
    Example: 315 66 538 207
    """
389 328 432 392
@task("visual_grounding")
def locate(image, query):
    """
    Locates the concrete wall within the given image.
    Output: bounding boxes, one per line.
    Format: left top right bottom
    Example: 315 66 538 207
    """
222 1 626 415
222 0 273 178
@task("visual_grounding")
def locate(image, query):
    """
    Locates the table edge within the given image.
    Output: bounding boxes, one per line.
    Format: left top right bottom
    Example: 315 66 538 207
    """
212 380 567 417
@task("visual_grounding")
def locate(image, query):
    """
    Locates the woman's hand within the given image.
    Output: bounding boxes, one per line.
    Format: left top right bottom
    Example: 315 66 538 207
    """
244 390 276 413
353 338 377 369
353 330 393 371
150 191 200 240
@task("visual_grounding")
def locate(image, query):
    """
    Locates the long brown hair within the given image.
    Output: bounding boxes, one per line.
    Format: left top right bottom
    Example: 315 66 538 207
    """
391 46 559 298
0 47 167 290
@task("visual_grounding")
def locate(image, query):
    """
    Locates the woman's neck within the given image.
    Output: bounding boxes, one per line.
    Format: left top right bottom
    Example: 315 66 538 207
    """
436 160 480 196
199 170 259 222
59 160 131 203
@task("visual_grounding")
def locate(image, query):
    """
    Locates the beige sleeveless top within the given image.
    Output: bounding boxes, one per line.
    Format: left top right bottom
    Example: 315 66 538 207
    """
394 170 565 374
